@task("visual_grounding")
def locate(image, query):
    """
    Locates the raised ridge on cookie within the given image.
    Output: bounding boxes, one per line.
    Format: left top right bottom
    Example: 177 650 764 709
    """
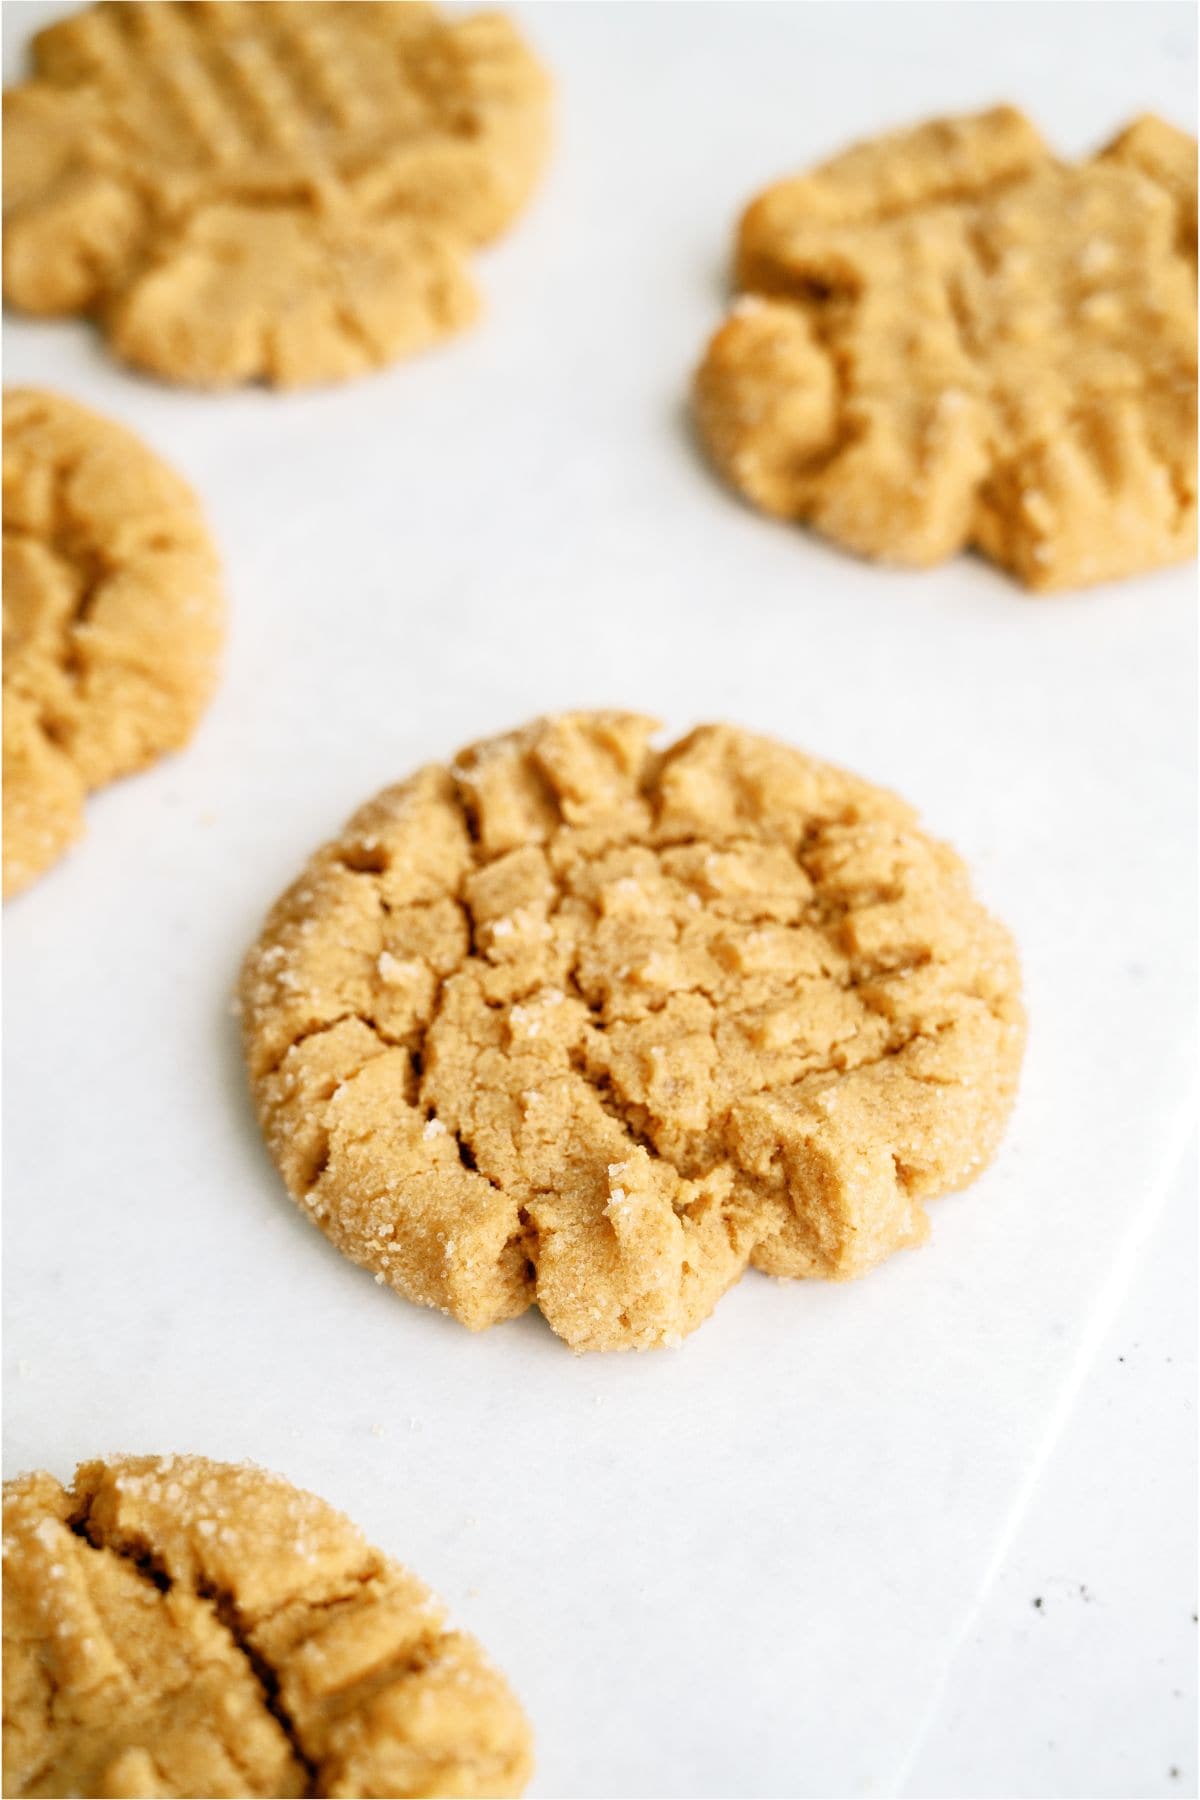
694 107 1198 590
2 1454 533 1798
2 2 551 388
3 388 224 897
240 711 1025 1353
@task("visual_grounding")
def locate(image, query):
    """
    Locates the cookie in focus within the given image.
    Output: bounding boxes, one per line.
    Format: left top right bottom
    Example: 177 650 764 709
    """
240 711 1025 1353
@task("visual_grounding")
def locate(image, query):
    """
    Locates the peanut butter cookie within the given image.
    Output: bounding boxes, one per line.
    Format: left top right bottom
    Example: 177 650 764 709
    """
241 713 1025 1353
3 2 550 388
2 1455 533 1799
3 389 223 898
694 108 1197 590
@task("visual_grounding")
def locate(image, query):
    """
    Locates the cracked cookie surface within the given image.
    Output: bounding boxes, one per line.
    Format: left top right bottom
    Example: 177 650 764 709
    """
241 712 1025 1353
2 1455 533 1799
694 107 1197 590
3 2 550 388
3 388 223 898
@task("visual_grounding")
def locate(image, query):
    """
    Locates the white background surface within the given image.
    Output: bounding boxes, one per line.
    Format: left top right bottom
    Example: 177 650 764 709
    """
907 1136 1197 1800
3 3 1196 1796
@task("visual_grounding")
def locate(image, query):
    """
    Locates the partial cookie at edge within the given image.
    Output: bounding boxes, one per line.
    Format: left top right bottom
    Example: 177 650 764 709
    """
3 388 223 897
2 1454 533 1799
2 3 551 388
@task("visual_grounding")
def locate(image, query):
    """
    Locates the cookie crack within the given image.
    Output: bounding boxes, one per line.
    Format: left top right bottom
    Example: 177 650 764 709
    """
64 1492 321 1797
384 802 977 1203
67 1493 172 1593
301 1620 447 1729
571 1050 665 1160
196 1586 320 1798
245 1562 384 1639
260 1008 410 1083
447 1123 503 1191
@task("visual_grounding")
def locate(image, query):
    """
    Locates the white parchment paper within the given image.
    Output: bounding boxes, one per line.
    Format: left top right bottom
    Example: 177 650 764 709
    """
4 6 1196 1794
